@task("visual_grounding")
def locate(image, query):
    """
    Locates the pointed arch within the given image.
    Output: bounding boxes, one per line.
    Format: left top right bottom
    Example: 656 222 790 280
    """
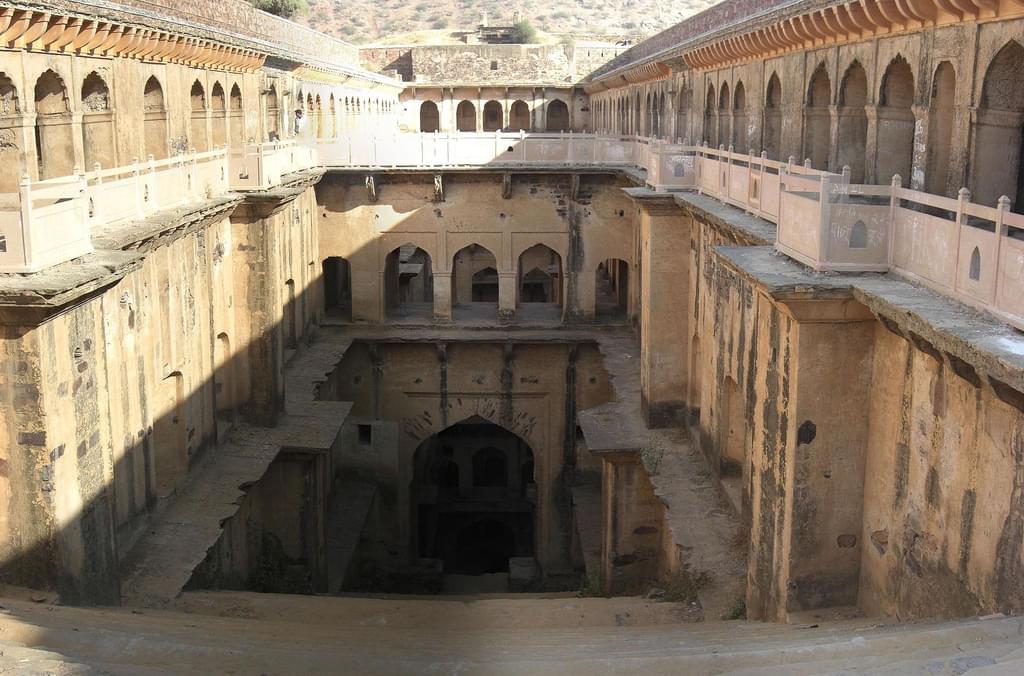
837 61 868 182
805 63 832 170
704 83 717 145
926 62 956 196
517 243 562 305
229 83 244 146
973 40 1024 211
34 70 73 178
420 100 440 132
732 80 747 151
143 76 168 160
452 243 498 306
81 71 114 170
456 100 476 131
877 55 915 185
190 80 209 152
0 72 21 191
718 82 731 148
763 72 782 159
546 99 569 132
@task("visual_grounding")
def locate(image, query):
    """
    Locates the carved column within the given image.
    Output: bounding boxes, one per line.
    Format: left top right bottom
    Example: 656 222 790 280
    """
498 271 516 321
433 271 453 320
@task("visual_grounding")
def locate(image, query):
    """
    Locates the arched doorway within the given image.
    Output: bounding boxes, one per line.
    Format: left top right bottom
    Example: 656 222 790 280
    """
595 258 629 319
704 84 717 145
973 41 1024 211
546 99 569 131
876 56 915 185
805 64 832 170
33 70 73 179
516 242 565 317
732 81 747 150
190 80 208 152
265 84 279 140
384 244 433 320
926 62 956 196
509 100 530 131
456 100 476 131
451 244 498 318
763 73 782 160
143 76 168 159
718 83 731 149
676 87 689 142
81 72 114 170
420 100 440 132
411 416 537 588
0 73 21 191
211 81 227 147
483 100 503 131
322 256 352 321
229 83 244 146
837 61 868 182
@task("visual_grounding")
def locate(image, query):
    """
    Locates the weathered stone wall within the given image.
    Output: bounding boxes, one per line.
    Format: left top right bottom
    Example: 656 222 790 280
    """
859 324 1024 619
0 184 320 603
319 340 612 582
316 172 637 322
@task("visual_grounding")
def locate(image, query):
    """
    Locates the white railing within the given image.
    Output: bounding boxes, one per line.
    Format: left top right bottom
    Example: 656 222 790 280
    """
315 131 700 192
228 140 317 191
5 128 1024 332
0 140 319 273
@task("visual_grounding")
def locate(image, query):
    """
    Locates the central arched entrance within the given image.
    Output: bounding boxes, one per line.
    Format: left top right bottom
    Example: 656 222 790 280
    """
411 416 536 591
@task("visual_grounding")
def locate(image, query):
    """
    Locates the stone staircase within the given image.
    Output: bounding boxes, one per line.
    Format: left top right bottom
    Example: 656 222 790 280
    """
1 590 1023 674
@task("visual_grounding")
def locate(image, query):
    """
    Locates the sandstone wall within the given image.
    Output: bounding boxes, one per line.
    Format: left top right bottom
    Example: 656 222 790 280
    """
0 184 320 603
316 173 637 322
319 340 612 581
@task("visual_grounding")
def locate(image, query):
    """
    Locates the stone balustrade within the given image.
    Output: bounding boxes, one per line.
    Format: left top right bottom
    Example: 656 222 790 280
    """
0 140 317 273
316 131 1024 331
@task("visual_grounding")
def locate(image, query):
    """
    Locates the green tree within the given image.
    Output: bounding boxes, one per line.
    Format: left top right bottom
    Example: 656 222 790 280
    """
511 19 538 44
249 0 308 19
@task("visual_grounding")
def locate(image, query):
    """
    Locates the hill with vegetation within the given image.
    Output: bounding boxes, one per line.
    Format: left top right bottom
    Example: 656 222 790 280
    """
285 0 717 45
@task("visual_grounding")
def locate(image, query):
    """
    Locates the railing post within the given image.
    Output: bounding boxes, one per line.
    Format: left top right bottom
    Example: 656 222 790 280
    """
132 158 143 219
19 174 32 260
759 150 768 218
819 171 832 263
725 144 733 199
952 187 970 294
91 162 102 223
993 195 1011 304
887 173 901 266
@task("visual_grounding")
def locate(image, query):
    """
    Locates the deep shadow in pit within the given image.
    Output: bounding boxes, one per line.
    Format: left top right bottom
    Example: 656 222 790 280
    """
412 418 537 592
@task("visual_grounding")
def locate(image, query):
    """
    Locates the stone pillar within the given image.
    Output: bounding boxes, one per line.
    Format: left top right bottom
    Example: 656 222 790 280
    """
476 87 483 132
744 295 875 622
864 105 879 185
633 190 690 427
230 195 293 425
498 271 516 321
600 452 664 594
433 271 452 320
909 104 928 191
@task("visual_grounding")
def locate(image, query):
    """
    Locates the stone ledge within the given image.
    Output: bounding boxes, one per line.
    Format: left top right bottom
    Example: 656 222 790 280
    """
715 245 1024 397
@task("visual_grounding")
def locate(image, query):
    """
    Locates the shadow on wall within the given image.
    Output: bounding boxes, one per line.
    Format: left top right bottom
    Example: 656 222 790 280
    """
0 206 325 606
